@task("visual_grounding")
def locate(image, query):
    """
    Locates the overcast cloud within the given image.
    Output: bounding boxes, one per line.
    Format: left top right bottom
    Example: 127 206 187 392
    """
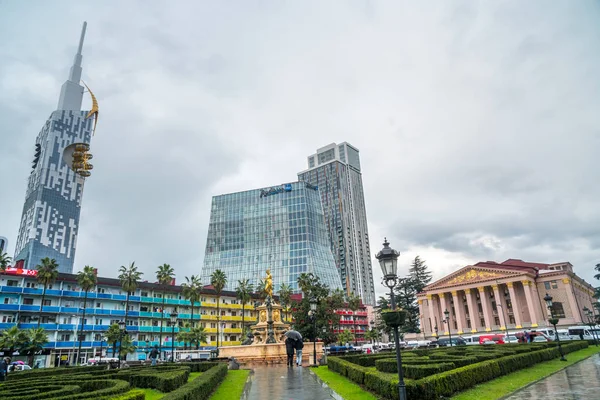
1 1 599 299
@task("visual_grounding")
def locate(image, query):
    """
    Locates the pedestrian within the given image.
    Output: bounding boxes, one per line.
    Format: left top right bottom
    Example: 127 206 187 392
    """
579 333 584 341
150 345 159 366
525 331 530 343
0 357 7 382
295 338 304 366
285 336 295 367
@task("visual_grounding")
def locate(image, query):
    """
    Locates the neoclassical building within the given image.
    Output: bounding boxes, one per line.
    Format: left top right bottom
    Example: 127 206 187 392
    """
417 259 596 338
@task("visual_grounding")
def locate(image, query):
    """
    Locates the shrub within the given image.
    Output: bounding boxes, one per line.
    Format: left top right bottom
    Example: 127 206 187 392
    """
161 363 228 400
126 367 189 392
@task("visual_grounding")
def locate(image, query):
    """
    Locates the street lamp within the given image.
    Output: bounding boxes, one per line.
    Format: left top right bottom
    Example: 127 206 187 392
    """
170 310 179 362
583 307 598 347
443 309 453 347
544 293 566 361
117 320 127 368
309 297 318 366
376 238 406 400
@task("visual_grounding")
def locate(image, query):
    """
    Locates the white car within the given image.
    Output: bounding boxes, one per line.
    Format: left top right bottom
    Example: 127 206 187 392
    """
8 364 31 372
505 335 519 343
533 336 549 343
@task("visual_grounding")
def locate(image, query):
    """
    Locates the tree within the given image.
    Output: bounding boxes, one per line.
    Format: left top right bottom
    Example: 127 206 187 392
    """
182 275 202 328
395 277 420 333
347 293 361 346
35 257 59 328
189 326 208 350
156 263 175 357
177 322 194 349
337 329 354 346
21 328 48 366
595 263 600 281
327 289 346 333
409 256 432 294
0 326 27 353
236 279 253 334
0 252 11 272
118 262 142 360
210 269 227 348
278 283 293 322
105 323 121 359
76 265 97 364
364 328 380 344
290 274 333 342
255 279 267 302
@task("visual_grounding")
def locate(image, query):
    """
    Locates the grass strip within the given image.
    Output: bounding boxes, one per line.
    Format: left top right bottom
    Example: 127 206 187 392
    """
451 346 600 400
209 369 250 400
312 366 378 400
188 372 202 382
139 388 164 400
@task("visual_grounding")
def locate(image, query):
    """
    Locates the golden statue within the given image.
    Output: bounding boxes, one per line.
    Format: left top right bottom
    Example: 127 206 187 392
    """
265 269 274 298
273 309 280 322
260 310 267 323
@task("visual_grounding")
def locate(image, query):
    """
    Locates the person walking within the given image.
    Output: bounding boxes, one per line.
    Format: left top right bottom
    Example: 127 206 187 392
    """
295 338 304 366
0 357 10 381
285 336 295 367
149 345 159 366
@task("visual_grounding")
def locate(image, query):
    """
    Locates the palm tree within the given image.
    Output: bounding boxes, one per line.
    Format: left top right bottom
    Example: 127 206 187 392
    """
297 272 316 295
0 326 27 354
278 283 292 322
190 326 208 350
22 328 48 366
105 323 121 359
118 262 142 360
76 265 97 364
0 252 11 272
210 269 227 348
595 263 600 281
35 258 59 328
236 279 253 334
364 328 379 344
347 293 361 346
156 263 175 357
182 275 202 328
256 279 267 302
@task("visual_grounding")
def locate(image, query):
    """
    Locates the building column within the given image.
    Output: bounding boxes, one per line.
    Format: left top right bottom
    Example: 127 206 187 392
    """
465 289 478 333
478 286 493 332
451 291 465 335
439 293 450 335
426 295 436 336
562 278 582 323
418 299 426 334
506 282 523 329
491 284 506 331
522 280 539 327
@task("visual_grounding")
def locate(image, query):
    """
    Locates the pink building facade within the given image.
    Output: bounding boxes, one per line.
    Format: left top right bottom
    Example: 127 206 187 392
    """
418 259 596 339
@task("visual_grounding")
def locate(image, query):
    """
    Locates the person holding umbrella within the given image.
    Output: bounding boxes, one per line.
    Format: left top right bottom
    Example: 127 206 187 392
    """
295 337 304 366
284 330 302 367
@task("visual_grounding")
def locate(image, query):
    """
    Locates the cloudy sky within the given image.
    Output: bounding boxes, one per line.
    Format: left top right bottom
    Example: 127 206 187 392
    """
1 1 599 298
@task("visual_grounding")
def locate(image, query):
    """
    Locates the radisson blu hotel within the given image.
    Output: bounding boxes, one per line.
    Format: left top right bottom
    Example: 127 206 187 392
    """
201 181 344 293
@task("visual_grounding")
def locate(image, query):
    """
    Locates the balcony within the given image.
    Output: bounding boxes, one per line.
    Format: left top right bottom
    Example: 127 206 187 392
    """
0 304 19 311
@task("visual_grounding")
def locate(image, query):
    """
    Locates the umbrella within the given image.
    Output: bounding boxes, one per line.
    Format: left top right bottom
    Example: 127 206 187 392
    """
285 330 302 341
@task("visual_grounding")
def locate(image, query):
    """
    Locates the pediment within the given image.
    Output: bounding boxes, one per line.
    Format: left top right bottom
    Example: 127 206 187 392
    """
424 265 529 291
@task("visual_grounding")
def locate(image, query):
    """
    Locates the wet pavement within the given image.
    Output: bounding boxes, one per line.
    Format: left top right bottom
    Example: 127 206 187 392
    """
243 365 337 400
504 354 600 400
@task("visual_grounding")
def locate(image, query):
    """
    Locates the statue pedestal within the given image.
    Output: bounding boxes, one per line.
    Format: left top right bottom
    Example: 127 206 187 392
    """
250 300 290 344
219 342 324 365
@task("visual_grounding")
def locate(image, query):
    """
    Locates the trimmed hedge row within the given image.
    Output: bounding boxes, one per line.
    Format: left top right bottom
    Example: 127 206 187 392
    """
162 363 228 400
126 368 189 392
7 365 106 381
329 340 589 400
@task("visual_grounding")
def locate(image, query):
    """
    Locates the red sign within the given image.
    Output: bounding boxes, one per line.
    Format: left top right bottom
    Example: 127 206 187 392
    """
3 268 38 277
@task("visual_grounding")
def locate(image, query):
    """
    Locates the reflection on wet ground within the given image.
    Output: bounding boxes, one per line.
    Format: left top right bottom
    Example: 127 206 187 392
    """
243 365 337 400
505 354 600 400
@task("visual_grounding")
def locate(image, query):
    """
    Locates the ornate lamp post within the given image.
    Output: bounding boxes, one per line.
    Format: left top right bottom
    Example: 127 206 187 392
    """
544 293 566 361
309 297 318 366
583 307 598 346
117 320 127 368
443 310 453 347
376 238 407 400
170 310 179 362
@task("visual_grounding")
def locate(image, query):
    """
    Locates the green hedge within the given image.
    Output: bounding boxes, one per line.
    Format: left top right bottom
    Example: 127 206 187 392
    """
52 380 131 400
6 365 106 381
125 368 189 392
330 341 589 400
161 363 228 400
103 389 145 400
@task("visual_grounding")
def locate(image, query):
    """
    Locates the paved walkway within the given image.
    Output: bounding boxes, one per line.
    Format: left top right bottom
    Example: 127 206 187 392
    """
504 354 600 399
243 365 337 400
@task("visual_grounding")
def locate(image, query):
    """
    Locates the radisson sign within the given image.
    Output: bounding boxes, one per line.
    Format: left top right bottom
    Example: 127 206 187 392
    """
260 183 293 198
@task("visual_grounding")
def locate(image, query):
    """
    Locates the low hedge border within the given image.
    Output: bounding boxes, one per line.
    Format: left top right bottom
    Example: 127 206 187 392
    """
161 363 228 400
330 341 589 400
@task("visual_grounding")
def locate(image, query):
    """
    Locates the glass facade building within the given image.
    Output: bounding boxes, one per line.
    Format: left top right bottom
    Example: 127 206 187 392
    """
201 181 343 292
298 142 376 305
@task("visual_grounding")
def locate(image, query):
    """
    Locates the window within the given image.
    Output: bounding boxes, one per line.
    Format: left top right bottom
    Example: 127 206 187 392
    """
210 335 216 342
96 302 102 308
60 334 71 341
141 291 148 297
43 299 51 306
544 282 551 290
551 281 558 289
98 288 105 294
494 317 500 326
6 280 18 287
2 316 14 323
210 323 216 328
3 298 8 304
231 311 236 317
94 334 102 341
231 323 237 329
480 318 485 327
138 334 146 341
95 319 103 325
25 282 36 288
551 302 566 318
23 298 34 305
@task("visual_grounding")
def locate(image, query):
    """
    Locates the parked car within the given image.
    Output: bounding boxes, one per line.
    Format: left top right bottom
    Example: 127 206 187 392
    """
8 364 31 372
462 336 480 346
479 334 505 344
504 335 519 343
436 338 466 347
481 339 496 345
533 335 550 343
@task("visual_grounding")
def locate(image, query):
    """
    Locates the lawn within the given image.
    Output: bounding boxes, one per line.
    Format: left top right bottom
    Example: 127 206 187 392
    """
312 367 377 400
451 346 600 400
209 369 251 400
